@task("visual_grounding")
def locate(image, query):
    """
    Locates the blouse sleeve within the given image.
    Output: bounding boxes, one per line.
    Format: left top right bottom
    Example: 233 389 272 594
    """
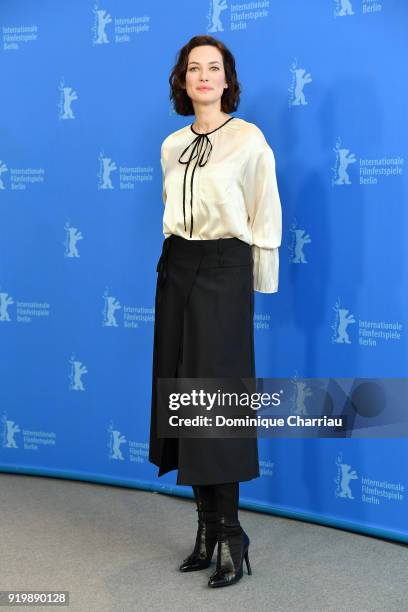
160 142 168 206
242 144 282 293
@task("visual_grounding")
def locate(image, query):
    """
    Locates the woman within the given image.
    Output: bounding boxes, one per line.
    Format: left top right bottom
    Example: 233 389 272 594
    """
149 34 282 588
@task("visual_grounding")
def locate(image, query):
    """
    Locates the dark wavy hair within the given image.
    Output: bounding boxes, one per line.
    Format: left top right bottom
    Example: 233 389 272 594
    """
169 35 241 116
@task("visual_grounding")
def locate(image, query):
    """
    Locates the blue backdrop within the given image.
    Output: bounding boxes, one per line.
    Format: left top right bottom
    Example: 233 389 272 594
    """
1 0 407 543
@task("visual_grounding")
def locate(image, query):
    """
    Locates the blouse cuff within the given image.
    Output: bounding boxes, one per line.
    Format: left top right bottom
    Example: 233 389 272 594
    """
252 246 279 293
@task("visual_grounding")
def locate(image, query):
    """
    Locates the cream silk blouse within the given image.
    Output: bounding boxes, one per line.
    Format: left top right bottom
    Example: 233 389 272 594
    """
160 116 282 293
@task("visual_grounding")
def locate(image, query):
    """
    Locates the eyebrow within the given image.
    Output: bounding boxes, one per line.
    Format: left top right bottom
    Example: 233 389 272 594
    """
188 61 221 66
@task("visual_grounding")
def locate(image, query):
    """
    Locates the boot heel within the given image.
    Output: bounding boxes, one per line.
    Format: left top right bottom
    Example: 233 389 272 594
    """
244 549 252 575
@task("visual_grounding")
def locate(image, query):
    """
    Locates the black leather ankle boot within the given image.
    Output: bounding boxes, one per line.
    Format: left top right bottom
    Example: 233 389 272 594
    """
207 515 252 587
179 509 218 572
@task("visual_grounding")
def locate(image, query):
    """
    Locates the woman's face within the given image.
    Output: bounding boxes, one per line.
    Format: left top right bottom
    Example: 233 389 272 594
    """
184 45 228 109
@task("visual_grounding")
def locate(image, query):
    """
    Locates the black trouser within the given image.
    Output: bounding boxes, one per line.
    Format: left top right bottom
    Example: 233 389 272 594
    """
192 482 239 523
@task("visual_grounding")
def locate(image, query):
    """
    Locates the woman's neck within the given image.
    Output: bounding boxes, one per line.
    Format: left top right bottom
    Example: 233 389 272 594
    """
192 111 231 134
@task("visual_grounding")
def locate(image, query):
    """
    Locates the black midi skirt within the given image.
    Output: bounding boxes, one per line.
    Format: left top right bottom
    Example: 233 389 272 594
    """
148 233 260 485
